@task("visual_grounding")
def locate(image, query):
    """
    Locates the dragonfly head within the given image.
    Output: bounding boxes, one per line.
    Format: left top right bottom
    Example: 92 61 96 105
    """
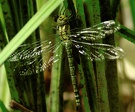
54 15 69 26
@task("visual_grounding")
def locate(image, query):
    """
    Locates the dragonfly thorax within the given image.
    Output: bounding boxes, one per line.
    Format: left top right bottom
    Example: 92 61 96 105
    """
58 22 70 41
55 15 71 40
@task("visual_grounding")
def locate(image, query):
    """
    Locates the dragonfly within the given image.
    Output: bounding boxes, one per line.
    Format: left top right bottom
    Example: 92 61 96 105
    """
8 14 125 108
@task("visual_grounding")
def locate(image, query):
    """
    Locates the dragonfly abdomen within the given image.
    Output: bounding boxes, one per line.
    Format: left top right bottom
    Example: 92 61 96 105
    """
64 40 80 107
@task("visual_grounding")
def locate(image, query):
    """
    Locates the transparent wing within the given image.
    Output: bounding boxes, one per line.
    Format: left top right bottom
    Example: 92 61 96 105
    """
69 20 120 41
8 34 59 61
72 40 125 61
15 53 62 76
8 35 62 75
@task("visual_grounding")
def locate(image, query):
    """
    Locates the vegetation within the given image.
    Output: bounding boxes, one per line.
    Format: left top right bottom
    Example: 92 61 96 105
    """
0 0 135 112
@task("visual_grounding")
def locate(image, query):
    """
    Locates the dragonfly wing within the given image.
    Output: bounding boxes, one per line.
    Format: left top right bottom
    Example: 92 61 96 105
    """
69 20 120 41
14 53 61 76
8 35 62 75
8 35 58 61
72 40 125 61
